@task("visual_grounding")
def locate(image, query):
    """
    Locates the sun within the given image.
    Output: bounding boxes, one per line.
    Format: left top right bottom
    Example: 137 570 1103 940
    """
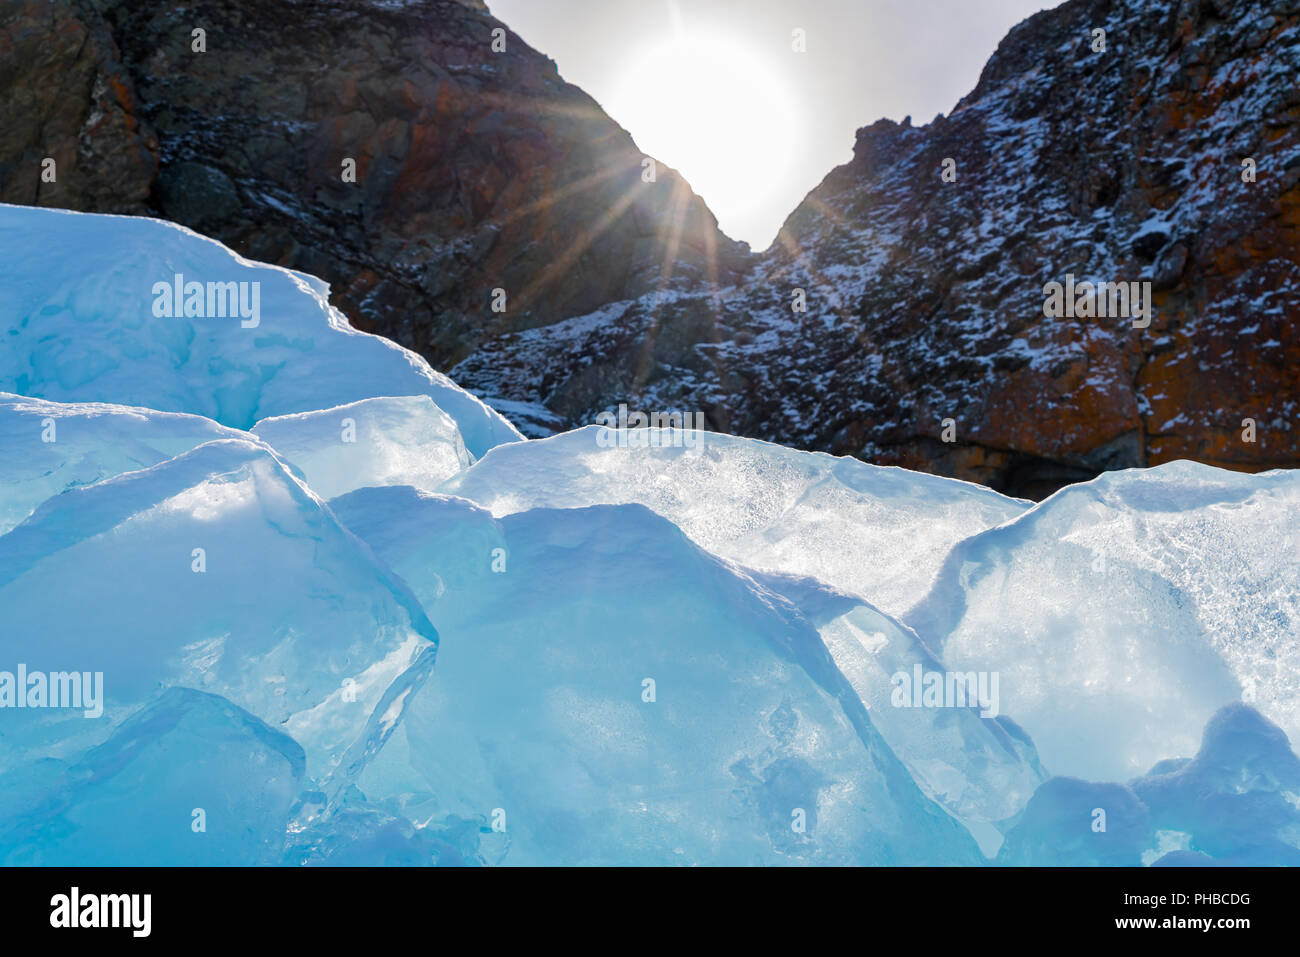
607 29 798 249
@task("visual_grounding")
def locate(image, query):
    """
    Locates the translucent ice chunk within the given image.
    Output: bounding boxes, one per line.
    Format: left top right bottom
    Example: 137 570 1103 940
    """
996 777 1151 866
1133 703 1300 866
0 204 521 457
0 687 305 866
333 488 984 865
0 392 245 534
0 438 437 788
252 395 473 499
440 426 1027 618
907 461 1300 782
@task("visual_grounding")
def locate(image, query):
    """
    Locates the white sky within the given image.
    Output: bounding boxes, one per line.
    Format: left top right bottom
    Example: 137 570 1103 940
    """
488 0 1054 250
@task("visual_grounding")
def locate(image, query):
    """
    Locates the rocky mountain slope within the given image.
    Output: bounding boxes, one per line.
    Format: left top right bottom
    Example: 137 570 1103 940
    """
461 0 1300 497
760 0 1299 495
3 0 1297 496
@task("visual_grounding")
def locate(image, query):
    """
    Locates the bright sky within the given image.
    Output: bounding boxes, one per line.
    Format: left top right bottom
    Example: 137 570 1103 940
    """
489 0 1054 251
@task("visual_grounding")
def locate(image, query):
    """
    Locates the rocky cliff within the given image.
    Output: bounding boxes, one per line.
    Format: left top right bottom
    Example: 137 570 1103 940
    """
3 0 1297 497
460 0 1300 497
757 0 1300 495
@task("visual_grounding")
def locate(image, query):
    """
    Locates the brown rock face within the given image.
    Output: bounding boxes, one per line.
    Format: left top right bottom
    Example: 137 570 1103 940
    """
2 0 1297 498
0 0 158 212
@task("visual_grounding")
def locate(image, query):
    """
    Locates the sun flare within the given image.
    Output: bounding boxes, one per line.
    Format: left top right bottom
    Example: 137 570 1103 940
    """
608 30 798 249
